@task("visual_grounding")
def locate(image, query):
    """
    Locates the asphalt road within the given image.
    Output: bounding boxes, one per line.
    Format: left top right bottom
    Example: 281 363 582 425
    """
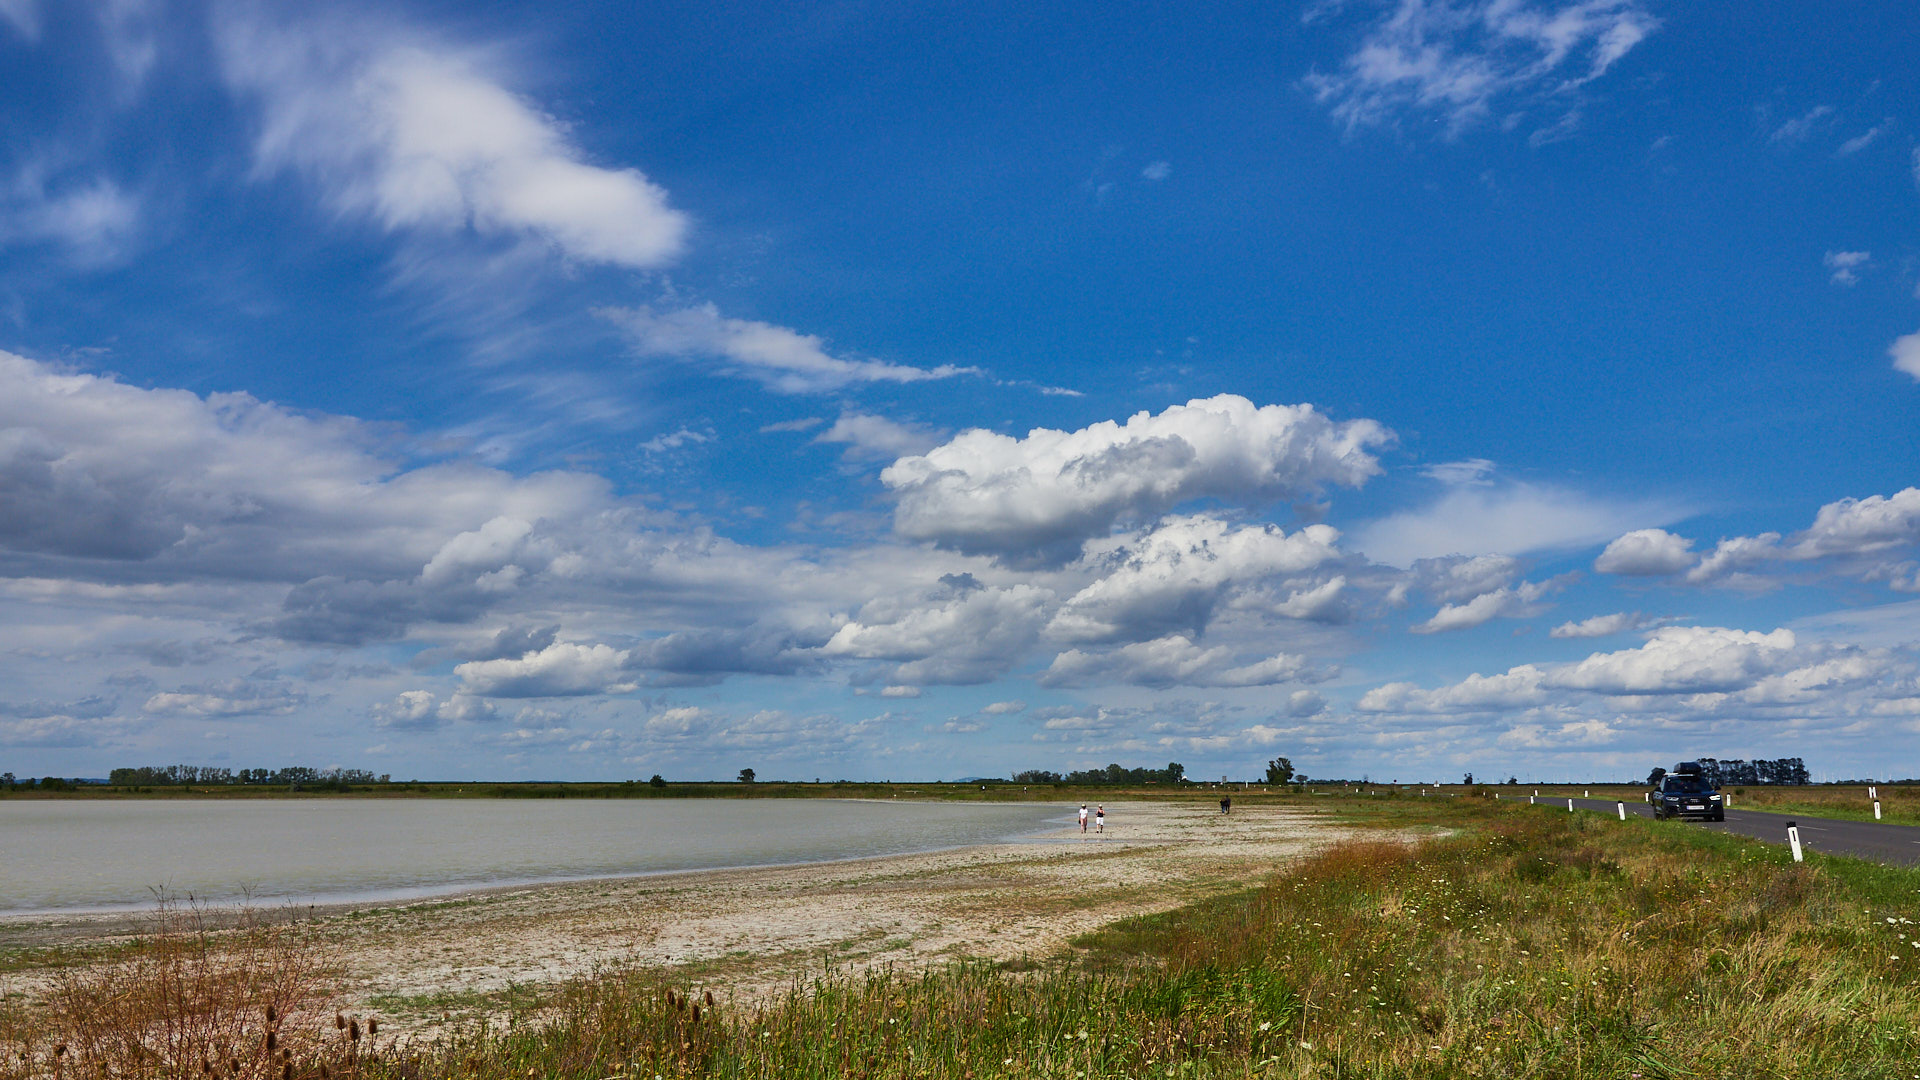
1495 793 1920 867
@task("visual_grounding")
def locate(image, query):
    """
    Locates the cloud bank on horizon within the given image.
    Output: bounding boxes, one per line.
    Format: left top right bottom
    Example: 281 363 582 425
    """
2 0 1918 782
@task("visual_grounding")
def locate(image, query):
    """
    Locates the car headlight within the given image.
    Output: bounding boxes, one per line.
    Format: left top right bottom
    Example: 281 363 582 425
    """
1709 794 1721 801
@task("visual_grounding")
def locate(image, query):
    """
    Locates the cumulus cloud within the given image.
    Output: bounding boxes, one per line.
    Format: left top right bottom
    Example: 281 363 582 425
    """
1549 611 1651 638
371 689 495 729
1889 332 1920 382
454 641 637 697
822 582 1053 685
1357 665 1549 713
1594 528 1696 575
1552 626 1798 694
1594 489 1920 590
1042 635 1319 689
1411 577 1559 633
603 304 974 394
142 679 307 717
0 350 609 584
884 395 1389 566
1412 553 1521 603
983 700 1027 714
814 412 945 459
1047 515 1345 643
1824 250 1870 286
1303 0 1659 137
218 18 686 268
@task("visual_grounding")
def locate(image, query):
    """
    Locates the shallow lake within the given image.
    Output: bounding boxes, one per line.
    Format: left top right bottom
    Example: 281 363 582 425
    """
0 798 1067 914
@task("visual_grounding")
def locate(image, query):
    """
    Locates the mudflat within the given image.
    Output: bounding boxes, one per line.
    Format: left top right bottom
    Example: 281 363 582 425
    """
0 800 1344 1022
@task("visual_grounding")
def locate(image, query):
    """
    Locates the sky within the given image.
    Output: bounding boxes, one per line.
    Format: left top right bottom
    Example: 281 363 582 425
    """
2 0 1919 784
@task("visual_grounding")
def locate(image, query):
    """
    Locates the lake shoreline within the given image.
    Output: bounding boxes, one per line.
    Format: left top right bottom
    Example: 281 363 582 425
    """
0 800 1345 1024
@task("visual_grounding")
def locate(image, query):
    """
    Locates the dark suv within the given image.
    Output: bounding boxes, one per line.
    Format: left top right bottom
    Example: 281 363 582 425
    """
1652 763 1724 821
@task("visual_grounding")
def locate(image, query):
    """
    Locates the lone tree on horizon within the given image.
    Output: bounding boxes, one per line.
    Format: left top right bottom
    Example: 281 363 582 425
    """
738 767 756 784
1265 757 1294 785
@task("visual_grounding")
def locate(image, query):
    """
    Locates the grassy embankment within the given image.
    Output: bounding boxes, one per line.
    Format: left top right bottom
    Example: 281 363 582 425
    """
5 793 1918 1079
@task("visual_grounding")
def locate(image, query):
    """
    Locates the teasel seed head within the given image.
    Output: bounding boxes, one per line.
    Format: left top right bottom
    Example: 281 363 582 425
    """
334 1014 346 1031
366 1019 378 1037
704 991 714 1007
348 1019 360 1042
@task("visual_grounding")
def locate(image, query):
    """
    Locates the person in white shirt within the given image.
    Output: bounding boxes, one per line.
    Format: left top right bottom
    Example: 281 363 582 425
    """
1078 804 1088 833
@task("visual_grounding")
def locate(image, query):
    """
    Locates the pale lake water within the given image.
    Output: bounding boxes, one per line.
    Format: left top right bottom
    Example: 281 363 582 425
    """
0 798 1068 915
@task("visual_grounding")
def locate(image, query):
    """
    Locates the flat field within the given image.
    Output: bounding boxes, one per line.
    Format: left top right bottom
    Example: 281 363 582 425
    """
4 792 1918 1079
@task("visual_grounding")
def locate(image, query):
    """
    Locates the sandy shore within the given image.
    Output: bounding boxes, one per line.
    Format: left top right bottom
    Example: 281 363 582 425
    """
1 800 1343 1023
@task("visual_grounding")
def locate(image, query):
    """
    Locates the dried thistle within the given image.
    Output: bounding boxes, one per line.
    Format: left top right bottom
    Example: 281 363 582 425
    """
334 1014 346 1031
703 991 714 1007
366 1019 378 1037
265 1004 278 1026
348 1018 360 1042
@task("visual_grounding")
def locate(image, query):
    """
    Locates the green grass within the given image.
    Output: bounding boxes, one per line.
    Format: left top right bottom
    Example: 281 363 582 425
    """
9 795 1920 1079
380 798 1920 1077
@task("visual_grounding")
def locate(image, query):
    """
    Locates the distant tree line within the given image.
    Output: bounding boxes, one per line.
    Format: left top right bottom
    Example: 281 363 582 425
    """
1012 762 1186 785
107 765 391 787
1647 757 1810 787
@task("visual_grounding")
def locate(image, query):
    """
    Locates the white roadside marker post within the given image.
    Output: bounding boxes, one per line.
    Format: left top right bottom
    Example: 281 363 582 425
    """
1787 822 1804 863
1529 795 1535 805
1875 801 1883 820
1567 798 1574 812
1617 801 1626 821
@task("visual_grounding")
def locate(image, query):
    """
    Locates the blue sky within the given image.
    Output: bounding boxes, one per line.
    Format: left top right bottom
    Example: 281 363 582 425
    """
3 0 1919 783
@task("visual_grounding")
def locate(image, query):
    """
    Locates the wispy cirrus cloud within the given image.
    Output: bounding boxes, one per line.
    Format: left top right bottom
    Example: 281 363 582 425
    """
1303 0 1659 139
602 304 976 394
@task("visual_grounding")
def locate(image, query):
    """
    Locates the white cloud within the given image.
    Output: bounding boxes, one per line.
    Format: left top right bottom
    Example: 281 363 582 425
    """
1890 331 1920 382
1047 515 1345 643
1836 124 1885 156
1789 488 1920 559
1358 475 1673 567
603 304 974 394
1594 528 1695 575
1413 553 1520 602
814 412 945 459
218 21 686 268
1304 0 1659 137
454 641 637 697
1411 577 1558 633
982 700 1027 714
142 679 306 717
0 0 38 40
1356 665 1549 713
822 583 1053 685
1 170 141 265
1550 626 1797 695
1141 161 1172 181
371 689 495 729
1768 105 1833 146
1549 611 1649 638
1042 635 1318 689
640 427 712 453
885 395 1390 565
0 350 608 585
1824 250 1870 286
879 685 921 698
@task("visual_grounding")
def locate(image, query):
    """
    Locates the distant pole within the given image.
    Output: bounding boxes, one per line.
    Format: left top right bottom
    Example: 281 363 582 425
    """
1617 801 1626 821
1787 822 1804 863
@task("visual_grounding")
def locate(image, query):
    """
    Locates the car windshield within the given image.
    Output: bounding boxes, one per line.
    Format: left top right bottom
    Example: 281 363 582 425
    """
1665 777 1711 793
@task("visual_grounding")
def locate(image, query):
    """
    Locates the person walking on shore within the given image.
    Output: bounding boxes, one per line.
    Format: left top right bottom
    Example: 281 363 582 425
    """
1095 805 1105 833
1079 803 1089 833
